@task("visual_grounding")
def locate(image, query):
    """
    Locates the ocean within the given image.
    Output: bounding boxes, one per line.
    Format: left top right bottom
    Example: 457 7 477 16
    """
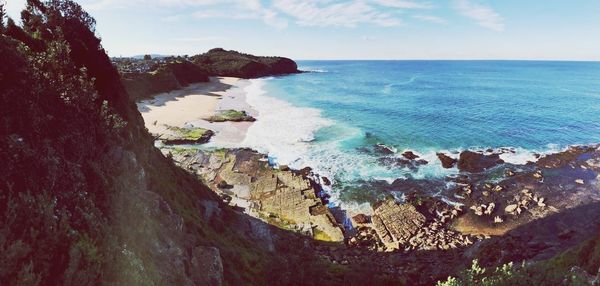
238 61 600 212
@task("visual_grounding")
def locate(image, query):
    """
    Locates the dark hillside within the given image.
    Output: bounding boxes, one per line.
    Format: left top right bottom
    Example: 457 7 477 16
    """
192 48 300 78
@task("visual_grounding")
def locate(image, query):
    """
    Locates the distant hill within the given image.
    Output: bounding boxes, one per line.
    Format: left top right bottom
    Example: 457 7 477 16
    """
192 48 300 78
114 49 301 100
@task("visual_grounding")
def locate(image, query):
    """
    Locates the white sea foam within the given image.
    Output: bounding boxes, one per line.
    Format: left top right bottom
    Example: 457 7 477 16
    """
300 67 328 73
241 79 333 167
236 78 581 215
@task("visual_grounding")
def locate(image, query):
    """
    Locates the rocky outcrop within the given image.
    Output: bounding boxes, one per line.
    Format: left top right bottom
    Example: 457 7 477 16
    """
437 153 457 168
457 151 504 173
158 126 214 145
206 109 256 122
371 199 426 249
191 247 224 286
169 148 344 242
402 151 419 160
192 48 300 79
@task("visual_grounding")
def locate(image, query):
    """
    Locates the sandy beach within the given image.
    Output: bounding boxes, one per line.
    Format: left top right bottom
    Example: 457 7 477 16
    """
137 77 256 145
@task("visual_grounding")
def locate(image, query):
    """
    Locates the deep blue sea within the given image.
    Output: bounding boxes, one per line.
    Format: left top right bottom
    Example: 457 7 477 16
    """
239 61 600 211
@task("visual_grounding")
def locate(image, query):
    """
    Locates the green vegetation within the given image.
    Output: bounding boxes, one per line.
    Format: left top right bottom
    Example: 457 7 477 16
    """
192 47 300 78
207 109 256 122
437 235 600 285
115 58 209 101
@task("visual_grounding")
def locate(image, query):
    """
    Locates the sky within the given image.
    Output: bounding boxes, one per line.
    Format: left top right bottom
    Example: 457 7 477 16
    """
4 0 600 60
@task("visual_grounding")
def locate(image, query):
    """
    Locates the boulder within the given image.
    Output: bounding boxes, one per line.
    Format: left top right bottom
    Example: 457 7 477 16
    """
437 153 457 168
457 151 504 173
352 214 370 224
402 151 420 160
374 143 395 155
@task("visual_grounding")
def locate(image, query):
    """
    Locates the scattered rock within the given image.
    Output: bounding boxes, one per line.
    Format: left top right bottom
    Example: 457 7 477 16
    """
437 153 457 168
505 204 518 214
402 151 420 160
374 143 395 155
457 151 504 173
352 214 370 224
505 168 515 176
321 176 331 186
575 179 585 185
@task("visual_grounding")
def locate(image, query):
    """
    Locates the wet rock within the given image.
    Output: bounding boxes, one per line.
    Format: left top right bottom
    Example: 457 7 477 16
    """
437 153 457 168
352 214 370 224
402 151 420 160
322 176 331 186
374 143 395 155
216 180 232 189
457 151 504 173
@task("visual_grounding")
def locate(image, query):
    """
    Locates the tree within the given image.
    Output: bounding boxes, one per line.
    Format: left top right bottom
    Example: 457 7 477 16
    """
143 54 152 60
0 2 5 33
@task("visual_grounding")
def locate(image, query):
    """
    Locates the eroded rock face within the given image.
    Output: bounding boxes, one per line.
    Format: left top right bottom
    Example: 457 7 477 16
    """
169 148 344 242
191 246 224 286
457 151 504 173
372 199 426 249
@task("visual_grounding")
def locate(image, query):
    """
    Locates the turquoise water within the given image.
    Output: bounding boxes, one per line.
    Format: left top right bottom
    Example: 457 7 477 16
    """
241 61 600 210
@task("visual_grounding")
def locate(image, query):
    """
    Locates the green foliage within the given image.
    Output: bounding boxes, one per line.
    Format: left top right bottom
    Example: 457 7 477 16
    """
191 48 299 78
438 235 600 286
0 3 5 33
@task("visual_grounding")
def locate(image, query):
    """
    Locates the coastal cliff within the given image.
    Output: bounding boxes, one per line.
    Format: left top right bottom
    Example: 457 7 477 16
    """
0 2 361 285
115 48 300 101
118 59 210 101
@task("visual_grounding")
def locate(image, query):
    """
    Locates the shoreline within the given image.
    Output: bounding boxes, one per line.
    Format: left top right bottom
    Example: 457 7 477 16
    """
137 77 256 145
137 78 600 257
137 77 600 216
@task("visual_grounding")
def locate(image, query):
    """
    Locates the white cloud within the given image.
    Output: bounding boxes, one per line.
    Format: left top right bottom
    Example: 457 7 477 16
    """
173 36 228 42
372 0 433 9
412 14 447 25
272 0 401 28
453 0 504 31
